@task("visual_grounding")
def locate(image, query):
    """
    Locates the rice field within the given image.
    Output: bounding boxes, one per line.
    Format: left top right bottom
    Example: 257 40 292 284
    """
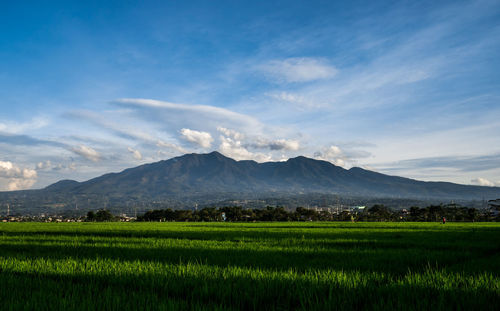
0 222 499 310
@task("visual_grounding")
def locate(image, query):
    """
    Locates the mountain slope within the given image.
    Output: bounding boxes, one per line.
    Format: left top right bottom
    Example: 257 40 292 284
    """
42 151 500 200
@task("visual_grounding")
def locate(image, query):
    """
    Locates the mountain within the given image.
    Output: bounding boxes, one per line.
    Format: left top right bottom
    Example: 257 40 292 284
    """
39 151 500 201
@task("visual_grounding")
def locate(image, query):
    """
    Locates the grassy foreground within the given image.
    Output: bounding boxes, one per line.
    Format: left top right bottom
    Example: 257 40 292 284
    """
0 222 499 310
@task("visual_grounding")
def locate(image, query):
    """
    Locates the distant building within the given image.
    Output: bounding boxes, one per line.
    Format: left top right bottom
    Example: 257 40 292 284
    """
488 199 500 210
488 199 500 216
352 206 366 212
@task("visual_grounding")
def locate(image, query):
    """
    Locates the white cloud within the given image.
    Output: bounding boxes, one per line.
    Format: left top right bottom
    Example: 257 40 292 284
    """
5 179 37 191
127 147 143 160
217 126 300 152
36 160 52 170
0 161 37 179
259 57 337 83
0 161 37 190
217 127 244 140
313 144 371 167
313 145 347 167
71 145 101 162
180 128 213 148
470 177 499 187
219 136 271 162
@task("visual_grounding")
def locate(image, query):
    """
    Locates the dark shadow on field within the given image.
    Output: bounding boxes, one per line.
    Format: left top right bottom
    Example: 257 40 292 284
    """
1 231 497 253
0 268 498 311
1 226 499 275
184 224 466 230
1 225 499 243
1 226 499 255
1 239 499 275
184 223 500 231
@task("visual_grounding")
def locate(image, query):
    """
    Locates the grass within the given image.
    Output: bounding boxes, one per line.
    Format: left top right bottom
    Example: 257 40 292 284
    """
0 222 499 310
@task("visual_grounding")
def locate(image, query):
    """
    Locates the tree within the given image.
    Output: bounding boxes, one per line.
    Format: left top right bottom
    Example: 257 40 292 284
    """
409 206 421 221
199 207 220 221
86 211 95 221
295 207 318 221
427 205 443 222
94 209 116 222
174 209 193 221
467 208 478 222
367 205 394 221
220 206 243 221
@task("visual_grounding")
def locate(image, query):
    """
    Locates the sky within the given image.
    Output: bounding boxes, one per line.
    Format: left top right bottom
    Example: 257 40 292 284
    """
0 0 499 191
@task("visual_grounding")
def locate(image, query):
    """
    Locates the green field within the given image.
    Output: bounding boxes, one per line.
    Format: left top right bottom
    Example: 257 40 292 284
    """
0 222 499 310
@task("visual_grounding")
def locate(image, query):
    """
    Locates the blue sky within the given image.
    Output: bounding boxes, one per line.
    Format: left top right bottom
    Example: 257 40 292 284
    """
1 0 499 190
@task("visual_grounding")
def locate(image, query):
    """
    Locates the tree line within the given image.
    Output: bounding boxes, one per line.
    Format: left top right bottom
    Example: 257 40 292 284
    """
130 204 499 222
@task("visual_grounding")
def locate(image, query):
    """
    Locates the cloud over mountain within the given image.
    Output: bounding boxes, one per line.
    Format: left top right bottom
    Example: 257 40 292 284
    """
0 161 37 190
471 177 500 187
180 129 213 148
250 138 300 151
218 136 271 162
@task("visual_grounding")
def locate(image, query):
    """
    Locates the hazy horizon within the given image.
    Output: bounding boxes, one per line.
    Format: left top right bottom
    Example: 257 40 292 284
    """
1 0 499 190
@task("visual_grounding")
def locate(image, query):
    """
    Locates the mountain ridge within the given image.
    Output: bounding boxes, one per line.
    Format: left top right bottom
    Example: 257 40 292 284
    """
37 151 500 201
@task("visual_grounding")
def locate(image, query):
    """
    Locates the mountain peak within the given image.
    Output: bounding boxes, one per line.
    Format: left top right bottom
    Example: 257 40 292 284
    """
207 151 227 158
182 151 227 159
173 151 229 163
287 155 313 162
286 155 339 167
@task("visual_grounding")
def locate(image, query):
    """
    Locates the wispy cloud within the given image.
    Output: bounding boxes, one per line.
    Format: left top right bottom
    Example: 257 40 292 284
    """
156 141 187 154
266 91 321 109
113 98 263 133
258 57 337 83
65 110 186 155
36 160 76 171
374 153 500 173
71 145 101 162
127 147 143 160
0 117 49 134
65 110 158 144
0 133 67 148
